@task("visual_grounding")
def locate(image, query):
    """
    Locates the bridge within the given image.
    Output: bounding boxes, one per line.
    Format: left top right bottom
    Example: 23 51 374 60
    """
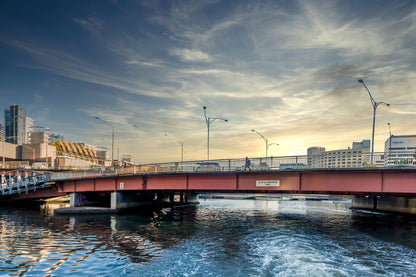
1 155 416 214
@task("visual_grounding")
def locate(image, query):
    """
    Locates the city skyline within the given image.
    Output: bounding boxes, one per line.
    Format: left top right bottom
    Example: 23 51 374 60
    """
1 1 416 163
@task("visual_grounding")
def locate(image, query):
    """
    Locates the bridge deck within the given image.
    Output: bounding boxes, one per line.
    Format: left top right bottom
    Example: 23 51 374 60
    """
53 168 416 197
3 168 416 200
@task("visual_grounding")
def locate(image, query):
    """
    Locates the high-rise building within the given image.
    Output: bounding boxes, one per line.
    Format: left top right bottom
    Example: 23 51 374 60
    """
352 140 371 150
30 131 50 144
5 105 26 145
0 124 4 142
25 117 34 144
307 147 326 167
307 140 371 168
385 135 416 166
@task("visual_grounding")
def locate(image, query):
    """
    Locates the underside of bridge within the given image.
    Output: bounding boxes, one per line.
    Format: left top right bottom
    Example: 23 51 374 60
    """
69 191 200 210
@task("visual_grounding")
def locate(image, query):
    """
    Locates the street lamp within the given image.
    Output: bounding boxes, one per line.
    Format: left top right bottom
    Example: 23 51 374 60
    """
358 79 390 164
203 106 228 161
164 133 184 163
251 129 279 158
178 140 184 164
94 116 115 163
387 122 392 166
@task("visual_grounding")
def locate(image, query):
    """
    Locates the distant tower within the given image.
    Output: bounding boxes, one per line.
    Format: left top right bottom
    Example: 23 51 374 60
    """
5 104 26 145
0 124 4 141
25 117 34 144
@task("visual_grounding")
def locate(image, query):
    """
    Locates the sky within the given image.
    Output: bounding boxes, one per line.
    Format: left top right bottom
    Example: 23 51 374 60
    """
1 0 416 164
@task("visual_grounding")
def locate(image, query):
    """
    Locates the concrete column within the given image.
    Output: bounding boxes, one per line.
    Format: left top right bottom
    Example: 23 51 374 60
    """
352 195 416 214
187 193 200 204
161 194 170 203
376 196 416 214
352 195 376 210
69 192 87 207
111 192 153 210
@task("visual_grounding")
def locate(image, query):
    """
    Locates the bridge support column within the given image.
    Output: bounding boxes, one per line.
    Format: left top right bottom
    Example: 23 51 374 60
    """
160 194 171 204
111 192 153 210
352 195 416 214
351 195 376 210
186 193 199 204
70 192 87 207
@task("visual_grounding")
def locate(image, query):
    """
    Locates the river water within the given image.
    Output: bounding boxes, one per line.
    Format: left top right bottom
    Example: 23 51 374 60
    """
1 198 416 276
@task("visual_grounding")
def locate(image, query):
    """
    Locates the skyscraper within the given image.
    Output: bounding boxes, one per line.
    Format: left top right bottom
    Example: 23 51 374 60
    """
25 117 34 144
5 104 26 145
0 124 4 141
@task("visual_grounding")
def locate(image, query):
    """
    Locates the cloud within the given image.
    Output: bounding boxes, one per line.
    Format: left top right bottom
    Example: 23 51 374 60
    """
74 16 104 33
168 48 213 62
1 38 177 99
125 60 164 67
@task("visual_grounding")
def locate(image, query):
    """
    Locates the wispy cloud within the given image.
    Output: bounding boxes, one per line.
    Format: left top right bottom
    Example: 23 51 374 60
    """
125 59 164 67
169 48 212 62
74 16 103 33
0 38 176 99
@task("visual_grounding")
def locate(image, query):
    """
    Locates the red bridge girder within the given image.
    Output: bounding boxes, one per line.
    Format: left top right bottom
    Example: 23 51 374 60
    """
6 168 416 201
52 169 416 197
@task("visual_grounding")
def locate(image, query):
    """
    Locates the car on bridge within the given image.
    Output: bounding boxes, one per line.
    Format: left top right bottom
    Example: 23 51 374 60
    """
32 162 48 169
194 162 221 172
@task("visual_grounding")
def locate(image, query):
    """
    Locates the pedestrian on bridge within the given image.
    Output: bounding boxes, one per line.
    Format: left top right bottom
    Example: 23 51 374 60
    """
245 157 251 171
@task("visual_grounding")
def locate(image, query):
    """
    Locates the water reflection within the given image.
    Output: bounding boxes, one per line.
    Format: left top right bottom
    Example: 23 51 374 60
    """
0 204 200 275
0 200 415 276
351 211 416 249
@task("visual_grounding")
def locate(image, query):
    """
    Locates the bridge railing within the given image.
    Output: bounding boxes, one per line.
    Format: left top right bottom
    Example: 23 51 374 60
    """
0 170 51 196
49 151 416 181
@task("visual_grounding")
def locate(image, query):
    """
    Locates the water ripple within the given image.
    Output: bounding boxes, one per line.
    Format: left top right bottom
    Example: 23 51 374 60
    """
1 200 416 276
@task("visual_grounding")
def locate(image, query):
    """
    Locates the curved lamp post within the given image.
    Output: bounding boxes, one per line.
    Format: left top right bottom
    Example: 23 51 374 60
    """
358 79 390 164
387 122 392 166
251 129 278 158
203 106 228 161
164 133 184 164
94 116 115 163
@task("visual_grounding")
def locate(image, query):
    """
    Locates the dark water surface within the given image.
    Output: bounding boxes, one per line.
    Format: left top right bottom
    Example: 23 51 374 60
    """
1 199 416 276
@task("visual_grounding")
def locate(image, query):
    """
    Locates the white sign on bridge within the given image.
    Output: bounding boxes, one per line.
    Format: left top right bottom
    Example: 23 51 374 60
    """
256 180 280 187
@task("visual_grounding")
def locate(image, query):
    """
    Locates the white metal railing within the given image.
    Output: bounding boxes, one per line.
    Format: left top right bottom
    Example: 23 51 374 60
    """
0 170 50 196
49 151 416 181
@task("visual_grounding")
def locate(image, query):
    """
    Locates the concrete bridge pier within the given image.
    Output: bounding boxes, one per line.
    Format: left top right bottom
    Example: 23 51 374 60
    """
352 195 416 214
70 192 88 207
187 193 199 204
158 192 200 205
111 192 153 210
70 192 111 207
159 193 172 204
